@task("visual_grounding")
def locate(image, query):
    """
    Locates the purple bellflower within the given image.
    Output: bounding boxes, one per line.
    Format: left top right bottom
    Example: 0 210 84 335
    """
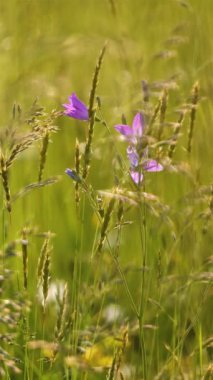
114 112 144 145
65 168 82 183
63 93 89 121
114 112 163 184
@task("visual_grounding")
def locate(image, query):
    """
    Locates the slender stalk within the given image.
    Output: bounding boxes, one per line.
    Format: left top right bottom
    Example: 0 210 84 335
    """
157 89 168 141
168 111 185 158
85 187 138 317
82 43 107 179
21 227 28 290
38 131 49 182
138 178 148 380
187 81 199 153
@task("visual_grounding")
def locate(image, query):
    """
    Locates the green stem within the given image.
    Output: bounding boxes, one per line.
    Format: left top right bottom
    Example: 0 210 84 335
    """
138 178 148 380
86 188 138 317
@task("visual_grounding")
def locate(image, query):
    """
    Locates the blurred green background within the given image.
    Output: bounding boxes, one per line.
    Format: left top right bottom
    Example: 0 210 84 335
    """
0 0 212 269
0 0 213 378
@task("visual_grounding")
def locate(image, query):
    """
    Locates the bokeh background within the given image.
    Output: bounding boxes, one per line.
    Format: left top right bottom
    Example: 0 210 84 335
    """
0 1 213 379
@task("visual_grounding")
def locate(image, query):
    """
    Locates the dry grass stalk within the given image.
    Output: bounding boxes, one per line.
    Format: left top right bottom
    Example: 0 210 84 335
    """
21 228 28 290
38 130 49 182
107 327 128 380
36 109 60 182
12 176 60 202
187 81 199 153
0 153 11 213
158 89 168 140
42 251 51 311
96 198 115 254
0 107 59 213
88 43 107 118
55 283 68 342
1 129 43 213
107 356 117 380
83 43 107 179
148 97 161 135
168 111 185 158
116 328 128 375
6 132 42 169
37 236 50 286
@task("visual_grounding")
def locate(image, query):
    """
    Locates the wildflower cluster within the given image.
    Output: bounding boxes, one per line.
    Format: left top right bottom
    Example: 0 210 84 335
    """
114 112 163 184
63 94 163 185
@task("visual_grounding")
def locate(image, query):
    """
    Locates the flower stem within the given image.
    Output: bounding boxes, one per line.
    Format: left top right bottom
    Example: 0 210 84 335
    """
138 178 148 380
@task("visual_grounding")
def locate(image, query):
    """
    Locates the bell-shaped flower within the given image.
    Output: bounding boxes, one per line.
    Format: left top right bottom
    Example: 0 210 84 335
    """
114 112 144 145
127 146 163 184
65 168 82 183
63 93 89 121
114 112 163 184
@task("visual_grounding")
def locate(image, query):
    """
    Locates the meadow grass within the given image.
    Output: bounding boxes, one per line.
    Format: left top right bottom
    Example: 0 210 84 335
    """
0 0 213 379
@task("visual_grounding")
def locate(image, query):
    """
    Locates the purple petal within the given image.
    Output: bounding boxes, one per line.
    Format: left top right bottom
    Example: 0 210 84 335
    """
132 112 144 138
65 168 82 183
130 170 143 184
63 93 89 121
114 124 133 138
143 160 163 172
64 107 88 120
69 93 87 111
127 146 139 167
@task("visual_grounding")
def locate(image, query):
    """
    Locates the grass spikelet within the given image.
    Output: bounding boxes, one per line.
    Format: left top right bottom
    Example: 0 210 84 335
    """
107 356 116 380
6 132 42 169
55 283 68 342
38 130 49 182
148 97 161 135
168 111 185 158
107 327 128 380
37 236 50 285
157 89 168 140
42 251 51 311
21 227 28 290
83 43 107 179
12 176 60 202
75 138 81 207
96 197 115 254
0 153 11 213
187 81 199 153
88 43 107 118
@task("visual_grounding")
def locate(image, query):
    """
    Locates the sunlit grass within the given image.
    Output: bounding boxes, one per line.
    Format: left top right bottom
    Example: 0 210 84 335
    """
0 1 212 379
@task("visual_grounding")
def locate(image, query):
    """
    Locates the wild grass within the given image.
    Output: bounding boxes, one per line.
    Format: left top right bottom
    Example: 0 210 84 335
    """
0 0 213 379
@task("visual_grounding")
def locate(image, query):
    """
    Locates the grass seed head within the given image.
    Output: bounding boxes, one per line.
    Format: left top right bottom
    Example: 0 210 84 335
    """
82 43 107 180
42 251 51 311
187 81 199 153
